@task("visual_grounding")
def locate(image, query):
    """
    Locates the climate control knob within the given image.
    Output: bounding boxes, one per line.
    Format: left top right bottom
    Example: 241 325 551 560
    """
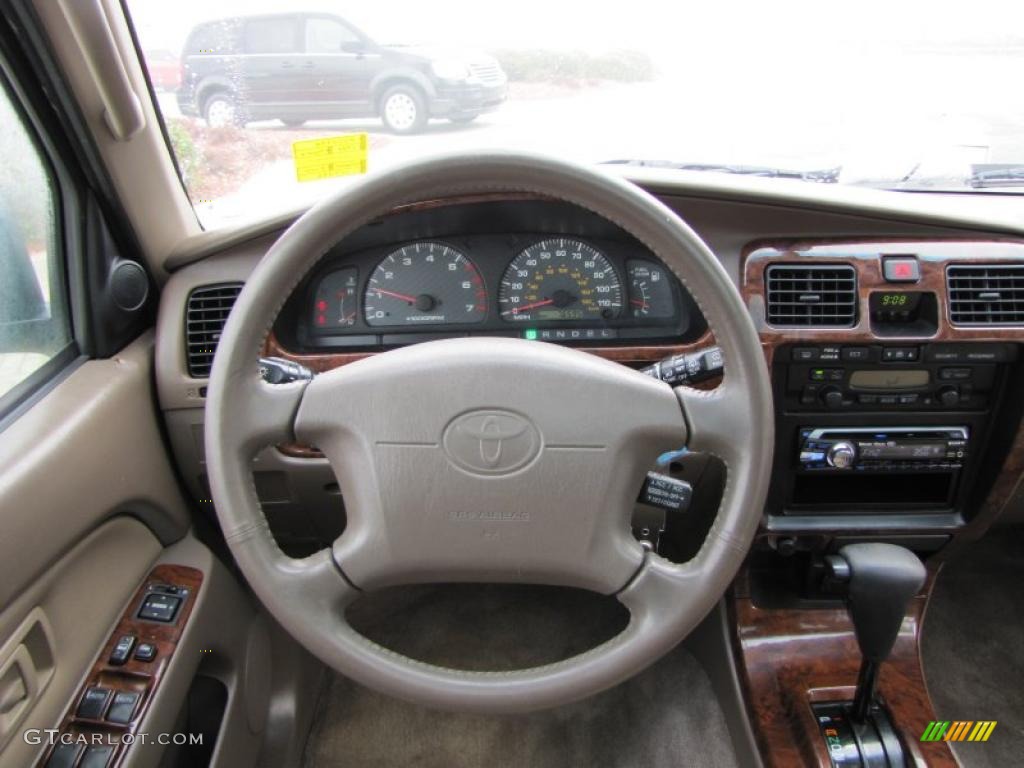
938 386 960 407
826 440 857 469
820 386 845 410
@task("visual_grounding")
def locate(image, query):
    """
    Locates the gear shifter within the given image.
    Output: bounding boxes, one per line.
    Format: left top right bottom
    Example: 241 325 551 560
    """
820 543 926 766
834 543 927 722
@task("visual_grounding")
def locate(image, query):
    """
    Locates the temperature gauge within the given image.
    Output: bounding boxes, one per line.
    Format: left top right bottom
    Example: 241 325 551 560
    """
627 260 674 319
312 267 359 330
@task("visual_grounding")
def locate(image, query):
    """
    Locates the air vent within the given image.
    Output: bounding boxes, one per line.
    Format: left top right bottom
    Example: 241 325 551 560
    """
185 283 242 378
947 264 1024 326
765 264 857 327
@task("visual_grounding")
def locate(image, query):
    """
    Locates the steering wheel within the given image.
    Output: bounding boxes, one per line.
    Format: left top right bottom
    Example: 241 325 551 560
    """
205 152 773 714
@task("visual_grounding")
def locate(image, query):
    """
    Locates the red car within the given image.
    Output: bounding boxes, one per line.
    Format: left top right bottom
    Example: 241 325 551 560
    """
144 48 180 91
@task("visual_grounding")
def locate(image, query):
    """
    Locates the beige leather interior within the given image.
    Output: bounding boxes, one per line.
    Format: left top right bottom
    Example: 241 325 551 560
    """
5 1 1024 761
0 335 185 764
0 519 160 766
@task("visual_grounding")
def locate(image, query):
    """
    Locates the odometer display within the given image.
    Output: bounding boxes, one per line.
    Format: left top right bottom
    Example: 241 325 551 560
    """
499 239 622 322
364 242 486 326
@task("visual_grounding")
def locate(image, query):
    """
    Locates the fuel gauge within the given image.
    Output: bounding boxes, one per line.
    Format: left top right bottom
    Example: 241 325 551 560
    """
313 267 359 330
627 260 674 319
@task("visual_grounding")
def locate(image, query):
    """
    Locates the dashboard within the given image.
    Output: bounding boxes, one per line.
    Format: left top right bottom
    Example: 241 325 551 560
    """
274 199 705 352
155 185 1024 569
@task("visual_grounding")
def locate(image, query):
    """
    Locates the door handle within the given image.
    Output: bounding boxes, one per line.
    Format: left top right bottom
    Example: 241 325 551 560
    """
0 652 30 716
0 609 55 749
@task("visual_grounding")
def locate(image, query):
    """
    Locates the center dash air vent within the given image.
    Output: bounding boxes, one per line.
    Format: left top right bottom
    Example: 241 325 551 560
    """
185 283 243 378
765 264 857 327
947 264 1024 326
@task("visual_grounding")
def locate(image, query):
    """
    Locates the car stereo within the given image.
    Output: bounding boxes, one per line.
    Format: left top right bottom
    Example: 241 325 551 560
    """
797 426 968 472
781 342 1016 411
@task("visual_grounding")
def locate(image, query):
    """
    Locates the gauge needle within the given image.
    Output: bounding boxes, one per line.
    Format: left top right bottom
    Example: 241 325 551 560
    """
630 299 649 308
373 287 418 303
501 298 554 316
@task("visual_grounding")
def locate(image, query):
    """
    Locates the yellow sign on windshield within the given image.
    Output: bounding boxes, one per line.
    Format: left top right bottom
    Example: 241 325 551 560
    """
291 134 369 182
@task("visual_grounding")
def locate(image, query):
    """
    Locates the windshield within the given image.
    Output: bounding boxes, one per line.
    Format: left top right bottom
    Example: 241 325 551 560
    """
126 0 1024 230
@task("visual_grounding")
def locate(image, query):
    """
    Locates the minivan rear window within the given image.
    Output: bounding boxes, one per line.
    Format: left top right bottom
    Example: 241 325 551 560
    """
186 21 238 56
244 18 299 55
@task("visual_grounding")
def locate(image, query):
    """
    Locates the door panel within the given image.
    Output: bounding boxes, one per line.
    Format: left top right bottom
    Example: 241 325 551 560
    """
0 518 160 765
0 334 189 609
0 334 191 765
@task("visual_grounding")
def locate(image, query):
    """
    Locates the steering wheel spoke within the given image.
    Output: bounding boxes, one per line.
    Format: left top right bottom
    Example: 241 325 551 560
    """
228 374 309 455
675 382 750 467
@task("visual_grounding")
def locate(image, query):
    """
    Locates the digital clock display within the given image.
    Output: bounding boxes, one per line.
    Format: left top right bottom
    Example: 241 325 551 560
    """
870 291 923 313
880 293 910 307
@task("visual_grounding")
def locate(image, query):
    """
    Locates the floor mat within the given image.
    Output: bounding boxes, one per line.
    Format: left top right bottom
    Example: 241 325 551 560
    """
922 528 1024 768
302 584 737 768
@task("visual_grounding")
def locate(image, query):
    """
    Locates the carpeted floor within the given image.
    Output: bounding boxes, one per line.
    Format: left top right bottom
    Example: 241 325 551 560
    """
302 584 737 768
922 527 1024 768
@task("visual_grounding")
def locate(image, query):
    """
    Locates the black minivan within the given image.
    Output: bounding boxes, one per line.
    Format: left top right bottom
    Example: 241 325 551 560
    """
176 13 508 134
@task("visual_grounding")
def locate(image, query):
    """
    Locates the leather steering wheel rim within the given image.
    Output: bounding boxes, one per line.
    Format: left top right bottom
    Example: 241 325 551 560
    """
205 151 774 714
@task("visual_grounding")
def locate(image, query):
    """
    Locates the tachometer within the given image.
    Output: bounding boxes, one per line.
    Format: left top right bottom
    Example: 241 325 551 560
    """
364 242 486 326
498 239 622 322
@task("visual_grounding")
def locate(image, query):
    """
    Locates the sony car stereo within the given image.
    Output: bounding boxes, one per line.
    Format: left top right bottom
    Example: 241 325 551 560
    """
798 426 969 472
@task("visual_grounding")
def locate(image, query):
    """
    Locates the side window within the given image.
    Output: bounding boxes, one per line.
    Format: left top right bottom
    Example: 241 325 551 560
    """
244 18 299 55
305 18 360 53
188 21 240 56
0 84 71 402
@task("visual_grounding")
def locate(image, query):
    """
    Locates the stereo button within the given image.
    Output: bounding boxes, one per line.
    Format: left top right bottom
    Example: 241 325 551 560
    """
939 367 972 381
841 347 871 362
882 347 919 362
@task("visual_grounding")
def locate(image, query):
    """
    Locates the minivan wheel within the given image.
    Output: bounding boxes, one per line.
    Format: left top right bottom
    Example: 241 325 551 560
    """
203 93 240 128
380 85 427 134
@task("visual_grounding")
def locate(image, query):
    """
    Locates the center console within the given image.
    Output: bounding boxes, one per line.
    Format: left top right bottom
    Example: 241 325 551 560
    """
735 239 1024 767
767 341 1017 530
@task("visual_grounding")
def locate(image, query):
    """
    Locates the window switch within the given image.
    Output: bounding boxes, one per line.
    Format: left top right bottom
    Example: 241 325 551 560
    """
106 690 141 724
76 686 112 720
109 635 136 666
137 593 182 623
80 745 115 768
134 642 157 662
45 742 83 768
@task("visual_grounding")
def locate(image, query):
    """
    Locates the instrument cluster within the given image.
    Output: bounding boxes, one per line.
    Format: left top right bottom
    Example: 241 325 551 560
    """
292 233 697 350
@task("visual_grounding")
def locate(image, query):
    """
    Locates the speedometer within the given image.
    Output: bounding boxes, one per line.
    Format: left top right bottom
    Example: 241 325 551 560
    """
498 239 623 322
364 242 486 326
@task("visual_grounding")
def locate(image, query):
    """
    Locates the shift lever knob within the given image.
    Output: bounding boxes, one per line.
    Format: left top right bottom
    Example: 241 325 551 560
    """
837 543 926 664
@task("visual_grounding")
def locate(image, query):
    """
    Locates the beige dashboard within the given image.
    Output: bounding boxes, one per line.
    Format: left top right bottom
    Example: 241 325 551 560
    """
154 179 1024 556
